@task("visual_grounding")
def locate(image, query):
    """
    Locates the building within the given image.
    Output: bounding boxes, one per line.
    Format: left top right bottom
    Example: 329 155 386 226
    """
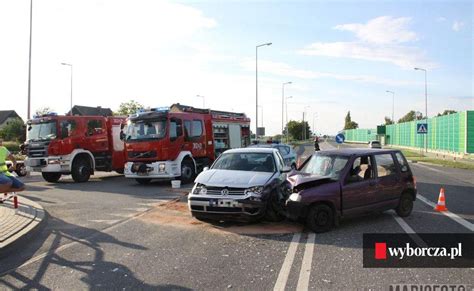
0 110 23 129
67 105 113 117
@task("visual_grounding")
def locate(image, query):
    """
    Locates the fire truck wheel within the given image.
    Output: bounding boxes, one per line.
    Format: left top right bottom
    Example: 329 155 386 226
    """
179 159 195 184
72 157 92 183
135 178 151 185
15 164 28 177
42 172 62 183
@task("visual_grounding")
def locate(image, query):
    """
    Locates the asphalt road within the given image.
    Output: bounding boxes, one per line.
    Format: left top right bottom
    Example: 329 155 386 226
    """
0 143 473 290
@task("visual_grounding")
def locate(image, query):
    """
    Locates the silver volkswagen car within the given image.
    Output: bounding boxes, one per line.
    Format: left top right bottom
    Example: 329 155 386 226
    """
188 147 291 222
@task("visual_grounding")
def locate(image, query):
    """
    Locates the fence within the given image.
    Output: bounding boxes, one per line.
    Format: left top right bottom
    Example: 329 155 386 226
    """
344 111 474 154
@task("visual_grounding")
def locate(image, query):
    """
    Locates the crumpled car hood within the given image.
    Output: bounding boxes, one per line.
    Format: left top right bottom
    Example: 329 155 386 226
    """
287 171 334 191
195 169 274 188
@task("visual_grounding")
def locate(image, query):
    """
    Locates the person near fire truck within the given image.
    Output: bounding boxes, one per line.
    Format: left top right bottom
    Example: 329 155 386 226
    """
0 138 25 193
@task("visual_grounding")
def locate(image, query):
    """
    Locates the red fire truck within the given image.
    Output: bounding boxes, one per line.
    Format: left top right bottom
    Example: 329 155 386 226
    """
123 104 251 184
24 113 126 183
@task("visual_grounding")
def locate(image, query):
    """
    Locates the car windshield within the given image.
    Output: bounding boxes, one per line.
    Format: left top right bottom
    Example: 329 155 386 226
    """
126 120 167 141
212 152 276 173
300 154 349 179
27 121 57 141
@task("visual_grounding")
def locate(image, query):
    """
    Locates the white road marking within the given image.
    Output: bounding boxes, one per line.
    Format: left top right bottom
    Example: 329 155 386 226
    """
273 233 301 291
296 233 316 291
88 219 121 225
391 212 428 247
417 195 474 232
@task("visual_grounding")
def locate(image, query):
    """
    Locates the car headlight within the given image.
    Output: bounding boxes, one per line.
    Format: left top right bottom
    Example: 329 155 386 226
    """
158 163 166 173
245 186 264 196
192 184 207 195
289 193 301 202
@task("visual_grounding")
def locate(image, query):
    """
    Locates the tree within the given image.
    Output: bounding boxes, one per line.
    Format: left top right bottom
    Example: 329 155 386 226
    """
343 111 359 130
437 110 457 117
286 120 311 141
398 110 424 123
115 100 144 116
35 107 54 116
384 116 394 125
0 118 26 142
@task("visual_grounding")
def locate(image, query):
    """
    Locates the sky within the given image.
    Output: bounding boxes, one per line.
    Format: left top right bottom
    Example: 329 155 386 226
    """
0 0 472 135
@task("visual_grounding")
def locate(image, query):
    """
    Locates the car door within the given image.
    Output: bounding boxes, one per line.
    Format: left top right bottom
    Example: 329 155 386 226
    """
341 155 377 215
373 153 401 204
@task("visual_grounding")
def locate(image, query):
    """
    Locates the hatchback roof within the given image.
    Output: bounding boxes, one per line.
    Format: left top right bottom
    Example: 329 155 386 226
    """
315 148 400 157
225 147 277 154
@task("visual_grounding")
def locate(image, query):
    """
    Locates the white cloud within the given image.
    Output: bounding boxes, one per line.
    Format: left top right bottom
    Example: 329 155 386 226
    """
452 21 465 32
299 16 436 70
241 59 420 86
334 16 418 44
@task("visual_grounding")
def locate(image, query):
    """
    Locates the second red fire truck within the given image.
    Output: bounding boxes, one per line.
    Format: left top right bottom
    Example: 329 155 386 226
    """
122 104 251 184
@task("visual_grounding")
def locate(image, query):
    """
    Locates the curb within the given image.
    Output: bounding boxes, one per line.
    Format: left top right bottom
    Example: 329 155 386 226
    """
0 197 47 257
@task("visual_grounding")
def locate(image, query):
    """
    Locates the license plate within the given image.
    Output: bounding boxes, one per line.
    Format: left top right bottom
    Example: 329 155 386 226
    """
217 199 238 207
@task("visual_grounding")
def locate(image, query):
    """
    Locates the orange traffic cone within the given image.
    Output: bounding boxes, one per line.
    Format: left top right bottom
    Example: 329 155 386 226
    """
434 188 448 212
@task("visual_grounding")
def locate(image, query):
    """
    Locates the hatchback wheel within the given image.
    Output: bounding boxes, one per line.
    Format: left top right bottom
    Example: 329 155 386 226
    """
396 193 413 217
306 204 334 233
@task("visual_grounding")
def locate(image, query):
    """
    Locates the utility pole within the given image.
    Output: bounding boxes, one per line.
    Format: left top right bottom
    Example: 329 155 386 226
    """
27 0 33 119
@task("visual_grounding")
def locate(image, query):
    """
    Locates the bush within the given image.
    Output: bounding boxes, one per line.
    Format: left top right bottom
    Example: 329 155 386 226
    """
3 141 20 153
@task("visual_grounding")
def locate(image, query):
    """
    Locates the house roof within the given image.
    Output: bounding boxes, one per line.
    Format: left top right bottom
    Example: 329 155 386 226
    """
67 105 113 117
0 110 22 124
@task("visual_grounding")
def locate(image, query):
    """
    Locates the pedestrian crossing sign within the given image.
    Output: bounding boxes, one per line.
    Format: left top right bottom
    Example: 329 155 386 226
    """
417 123 428 134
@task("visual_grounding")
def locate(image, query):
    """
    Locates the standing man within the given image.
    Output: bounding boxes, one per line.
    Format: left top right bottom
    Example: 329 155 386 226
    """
0 139 25 193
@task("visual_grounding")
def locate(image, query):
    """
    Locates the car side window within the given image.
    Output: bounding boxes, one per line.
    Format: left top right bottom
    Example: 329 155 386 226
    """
347 155 374 183
60 120 77 138
275 152 285 169
375 154 398 177
191 120 203 137
395 152 409 173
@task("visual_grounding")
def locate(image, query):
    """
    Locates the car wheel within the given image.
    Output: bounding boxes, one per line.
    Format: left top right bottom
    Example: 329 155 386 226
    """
15 164 28 177
179 159 195 184
264 192 286 222
42 172 62 183
306 204 334 233
71 157 92 183
136 178 151 185
396 193 413 217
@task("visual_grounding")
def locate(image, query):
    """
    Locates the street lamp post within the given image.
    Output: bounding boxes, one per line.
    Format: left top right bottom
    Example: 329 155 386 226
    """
27 0 33 119
282 81 292 135
258 105 264 127
285 96 293 143
196 95 205 108
255 42 272 140
414 67 428 153
61 63 73 114
386 90 395 123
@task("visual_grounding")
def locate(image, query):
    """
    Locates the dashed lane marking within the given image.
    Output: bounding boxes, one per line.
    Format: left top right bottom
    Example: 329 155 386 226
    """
273 233 301 291
417 195 474 232
391 212 428 247
296 233 316 291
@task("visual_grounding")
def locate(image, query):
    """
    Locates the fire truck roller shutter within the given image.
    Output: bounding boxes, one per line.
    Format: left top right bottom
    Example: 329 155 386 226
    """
228 124 242 149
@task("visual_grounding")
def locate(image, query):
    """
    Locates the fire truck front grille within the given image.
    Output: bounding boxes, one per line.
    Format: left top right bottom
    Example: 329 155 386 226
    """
128 151 157 159
27 142 50 158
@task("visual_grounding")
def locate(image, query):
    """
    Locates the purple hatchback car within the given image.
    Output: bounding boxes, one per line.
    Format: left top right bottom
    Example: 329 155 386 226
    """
286 149 417 233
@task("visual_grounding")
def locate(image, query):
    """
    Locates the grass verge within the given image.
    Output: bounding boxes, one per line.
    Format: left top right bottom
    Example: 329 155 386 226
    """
410 157 474 170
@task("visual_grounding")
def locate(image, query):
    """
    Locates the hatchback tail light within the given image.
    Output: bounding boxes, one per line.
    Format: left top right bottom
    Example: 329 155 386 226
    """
413 176 417 189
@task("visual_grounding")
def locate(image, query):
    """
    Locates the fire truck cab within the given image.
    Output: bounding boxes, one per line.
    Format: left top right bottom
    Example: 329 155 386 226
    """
24 113 126 183
123 104 251 184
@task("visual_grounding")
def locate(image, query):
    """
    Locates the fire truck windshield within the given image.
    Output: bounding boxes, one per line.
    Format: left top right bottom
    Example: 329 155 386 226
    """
125 120 167 141
27 121 57 141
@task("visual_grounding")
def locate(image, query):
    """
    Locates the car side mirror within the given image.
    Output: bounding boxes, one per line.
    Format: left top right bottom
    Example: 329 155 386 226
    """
281 166 292 173
120 131 126 140
203 166 209 171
